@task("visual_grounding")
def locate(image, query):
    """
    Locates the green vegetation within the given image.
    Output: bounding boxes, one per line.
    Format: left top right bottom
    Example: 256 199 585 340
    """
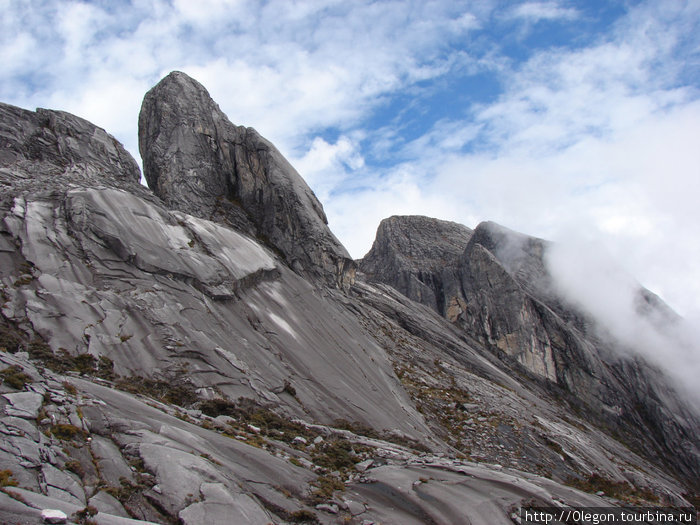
74 504 98 524
63 381 78 395
289 509 319 523
199 397 316 444
308 475 344 503
332 417 430 453
0 325 22 353
115 375 198 406
0 469 18 487
566 473 659 503
311 439 362 470
0 365 32 389
50 423 86 441
64 459 85 477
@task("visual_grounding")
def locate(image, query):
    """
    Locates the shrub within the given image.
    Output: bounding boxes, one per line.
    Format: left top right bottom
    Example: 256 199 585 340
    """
289 509 319 523
115 375 198 407
199 398 317 443
0 326 22 353
309 475 344 500
65 459 85 477
566 474 658 503
311 439 359 470
97 356 116 380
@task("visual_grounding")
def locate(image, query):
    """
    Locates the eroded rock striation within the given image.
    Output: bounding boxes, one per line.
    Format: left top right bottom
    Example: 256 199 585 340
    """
139 71 354 287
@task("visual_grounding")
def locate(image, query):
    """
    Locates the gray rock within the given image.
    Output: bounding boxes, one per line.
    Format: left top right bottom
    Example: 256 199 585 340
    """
316 503 339 514
139 71 354 287
0 102 140 186
0 434 43 467
42 463 85 505
355 459 374 472
0 415 40 441
342 498 366 516
360 215 472 316
88 490 130 518
359 218 700 484
90 434 134 486
0 74 697 525
178 483 270 525
3 391 43 419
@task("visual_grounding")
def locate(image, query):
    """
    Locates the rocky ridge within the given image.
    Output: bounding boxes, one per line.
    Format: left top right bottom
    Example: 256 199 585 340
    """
361 217 699 485
0 72 697 524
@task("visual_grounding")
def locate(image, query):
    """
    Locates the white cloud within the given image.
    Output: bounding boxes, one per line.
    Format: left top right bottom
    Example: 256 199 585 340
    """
508 2 579 22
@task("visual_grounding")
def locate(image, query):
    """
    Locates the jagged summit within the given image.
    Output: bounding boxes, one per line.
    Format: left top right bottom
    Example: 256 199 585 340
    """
359 215 472 315
138 71 354 287
360 215 700 484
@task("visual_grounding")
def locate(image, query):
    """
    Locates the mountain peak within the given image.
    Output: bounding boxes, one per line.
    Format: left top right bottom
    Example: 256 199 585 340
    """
138 71 354 287
359 215 472 315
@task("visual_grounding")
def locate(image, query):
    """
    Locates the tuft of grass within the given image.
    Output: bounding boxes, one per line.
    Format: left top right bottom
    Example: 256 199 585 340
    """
65 459 85 477
0 469 18 487
566 474 659 503
289 509 319 523
50 424 86 441
199 397 318 444
311 439 362 471
115 375 198 407
0 365 32 389
0 323 23 353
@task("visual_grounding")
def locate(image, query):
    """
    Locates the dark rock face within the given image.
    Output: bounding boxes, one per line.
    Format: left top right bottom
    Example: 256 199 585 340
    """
359 215 472 316
139 71 354 287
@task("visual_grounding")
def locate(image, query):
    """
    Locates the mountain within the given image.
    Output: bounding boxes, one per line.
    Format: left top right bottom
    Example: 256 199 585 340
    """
0 72 697 524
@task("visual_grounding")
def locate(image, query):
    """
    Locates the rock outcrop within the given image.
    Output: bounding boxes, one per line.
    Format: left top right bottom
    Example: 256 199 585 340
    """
138 71 354 287
359 215 472 316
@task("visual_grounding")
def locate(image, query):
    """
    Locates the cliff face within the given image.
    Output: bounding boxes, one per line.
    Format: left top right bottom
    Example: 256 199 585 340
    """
139 71 354 288
0 74 697 524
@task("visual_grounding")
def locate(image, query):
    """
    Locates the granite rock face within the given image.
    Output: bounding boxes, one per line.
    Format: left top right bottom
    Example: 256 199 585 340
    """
0 74 697 523
0 102 140 186
139 71 354 287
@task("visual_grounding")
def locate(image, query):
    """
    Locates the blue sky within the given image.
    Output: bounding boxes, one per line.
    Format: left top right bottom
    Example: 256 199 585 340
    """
2 0 700 329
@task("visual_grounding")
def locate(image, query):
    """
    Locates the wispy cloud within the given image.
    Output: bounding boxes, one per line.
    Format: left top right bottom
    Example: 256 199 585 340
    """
507 1 580 22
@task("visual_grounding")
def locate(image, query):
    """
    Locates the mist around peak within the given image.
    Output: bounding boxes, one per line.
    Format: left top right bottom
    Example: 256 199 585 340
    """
545 236 700 406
